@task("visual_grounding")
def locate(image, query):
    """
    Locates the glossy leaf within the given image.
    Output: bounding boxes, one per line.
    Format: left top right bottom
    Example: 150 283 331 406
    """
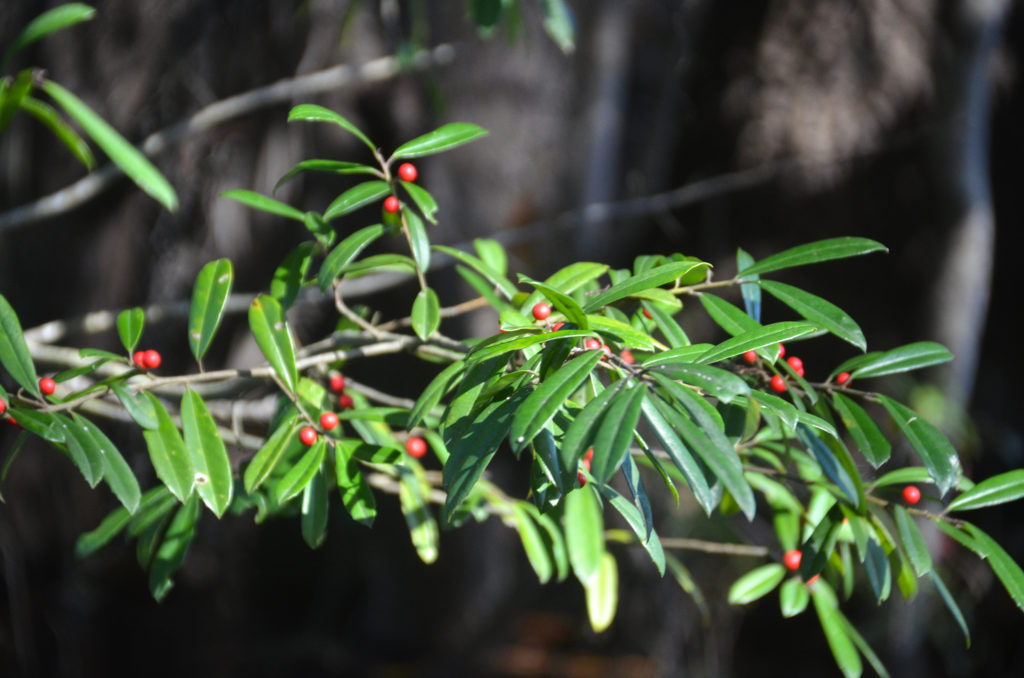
877 395 961 496
760 280 866 351
640 396 714 514
696 321 819 365
187 259 233 362
401 208 430 272
18 96 96 168
317 223 386 291
220 189 303 221
148 495 200 602
398 467 439 563
739 237 887 276
599 484 665 575
585 552 618 633
111 382 158 430
698 293 758 337
893 505 932 576
408 360 465 430
936 520 1024 612
271 241 315 310
648 363 750 404
249 295 297 393
796 424 862 509
864 538 892 603
851 342 953 380
116 307 144 354
728 563 786 604
141 394 194 503
243 417 300 494
583 261 708 312
0 293 41 396
180 390 233 517
301 468 329 549
433 245 517 299
559 381 623 489
338 253 417 278
590 384 646 483
523 278 588 330
811 583 863 678
586 314 662 352
643 302 690 348
832 392 890 468
61 414 103 488
323 180 391 221
513 502 553 583
409 287 441 342
274 159 378 193
287 103 375 151
335 441 377 526
509 350 602 453
78 415 140 513
947 469 1024 512
401 180 439 223
565 484 605 586
780 577 810 617
275 438 326 505
393 122 489 158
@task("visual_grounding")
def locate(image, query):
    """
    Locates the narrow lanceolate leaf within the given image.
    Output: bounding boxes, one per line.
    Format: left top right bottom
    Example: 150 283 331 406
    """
523 278 589 330
287 103 375 151
590 384 646 483
509 350 603 453
19 96 95 169
301 469 329 549
148 496 200 602
408 360 466 430
398 467 439 564
335 441 377 526
811 584 863 678
2 4 96 70
61 414 103 488
539 0 576 53
699 293 758 337
405 208 432 274
851 341 953 380
864 538 892 603
274 159 379 193
411 288 440 341
586 314 662 352
696 321 819 365
640 396 714 515
41 80 177 211
274 439 326 505
318 223 386 291
796 424 862 509
324 180 391 221
393 122 489 159
513 502 554 584
220 189 304 221
728 564 786 605
111 382 158 430
401 180 439 223
249 295 298 393
116 307 145 354
583 261 709 312
565 484 605 586
780 577 810 618
737 248 761 323
585 553 619 633
77 415 141 514
877 395 961 496
935 520 1024 613
947 469 1024 512
0 293 40 396
893 505 932 576
760 280 866 351
180 390 233 517
739 237 887 277
929 570 971 647
433 245 518 299
599 483 665 575
559 382 623 489
142 394 194 504
271 242 316 310
648 363 750 404
832 392 891 468
188 259 233 363
644 302 690 349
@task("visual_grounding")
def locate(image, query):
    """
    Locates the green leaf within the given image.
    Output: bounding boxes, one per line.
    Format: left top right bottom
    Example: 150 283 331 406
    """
41 80 177 211
513 502 553 583
929 570 971 647
116 307 144 354
599 483 665 575
274 439 326 505
433 245 517 299
796 424 862 509
832 392 890 468
737 248 761 322
522 262 609 311
401 180 439 224
220 189 303 221
522 277 588 330
643 302 690 348
466 328 587 365
947 469 1024 512
585 552 618 633
586 314 662 352
411 287 440 341
317 223 386 291
1 71 35 135
583 261 708 313
287 103 375 151
73 414 140 513
405 208 431 272
393 122 489 159
8 408 64 442
141 394 195 503
851 341 953 379
893 505 932 576
864 538 892 603
474 238 508 276
936 520 1024 612
180 390 233 517
249 295 298 393
301 468 329 549
19 96 95 169
779 577 810 617
2 4 96 70
648 363 750 404
509 350 603 453
590 384 646 483
728 563 786 604
61 414 103 488
338 253 417 278
76 502 135 558
811 583 863 678
408 360 465 430
537 0 576 54
148 495 200 602
0 293 41 396
695 321 819 365
640 396 714 514
559 382 623 489
324 180 391 221
565 484 605 586
760 280 866 351
877 395 961 496
398 466 439 563
739 237 887 277
335 440 376 526
274 159 379 193
271 242 315 310
188 259 233 363
111 382 158 430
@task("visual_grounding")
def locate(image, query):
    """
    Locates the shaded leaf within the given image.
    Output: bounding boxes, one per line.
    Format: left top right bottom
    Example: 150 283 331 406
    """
894 505 932 576
640 395 714 514
19 96 94 169
538 0 576 54
590 384 645 483
929 570 971 648
335 440 377 526
408 360 466 430
936 520 1024 612
398 466 439 563
433 245 517 298
401 180 439 224
77 414 140 513
243 417 300 494
796 424 862 509
271 241 315 310
832 392 890 468
696 321 819 365
148 496 200 602
737 248 761 323
111 382 158 430
513 502 553 583
301 468 329 549
274 159 378 193
0 293 41 396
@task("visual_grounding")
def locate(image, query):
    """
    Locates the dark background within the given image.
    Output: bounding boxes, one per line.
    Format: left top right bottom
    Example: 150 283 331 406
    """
1 1 1023 676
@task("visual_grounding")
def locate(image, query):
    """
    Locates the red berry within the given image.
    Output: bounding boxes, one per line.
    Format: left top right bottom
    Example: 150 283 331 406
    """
7 417 18 428
642 308 652 319
552 322 565 332
320 411 339 430
383 195 400 213
777 343 786 359
398 162 418 182
783 549 802 571
743 350 757 364
0 397 6 415
805 574 821 586
339 393 355 410
39 377 56 395
770 374 787 393
585 447 594 462
584 338 601 351
406 436 428 458
902 485 921 505
299 426 318 446
143 350 162 369
532 302 552 321
578 471 587 487
836 372 851 386
787 356 805 377
581 457 591 471
620 349 635 364
133 351 147 369
329 373 346 393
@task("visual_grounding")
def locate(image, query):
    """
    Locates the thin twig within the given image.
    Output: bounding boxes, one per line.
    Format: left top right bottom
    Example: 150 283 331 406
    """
659 538 769 557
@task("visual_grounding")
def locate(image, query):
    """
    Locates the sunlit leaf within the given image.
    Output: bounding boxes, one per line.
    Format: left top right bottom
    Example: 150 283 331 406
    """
77 414 140 513
640 396 714 514
141 394 194 503
398 466 439 563
728 563 786 604
0 293 41 396
2 4 96 70
274 439 325 505
585 552 618 632
19 96 95 169
832 392 890 468
335 440 377 527
317 223 386 291
243 417 300 494
411 287 440 342
696 321 819 365
301 468 329 549
811 583 863 678
188 259 233 363
583 261 708 313
401 180 439 224
740 237 887 277
760 280 866 351
513 502 553 583
877 395 961 496
779 577 810 617
851 342 953 380
287 103 375 151
935 520 1024 612
947 469 1024 512
181 390 233 517
249 295 297 393
565 484 605 586
893 505 932 576
116 307 144 355
393 122 489 159
274 159 378 193
323 180 391 221
271 242 315 310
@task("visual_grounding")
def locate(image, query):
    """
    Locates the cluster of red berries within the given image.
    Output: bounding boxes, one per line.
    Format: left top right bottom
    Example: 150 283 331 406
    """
132 349 162 370
578 447 594 486
383 162 418 214
328 371 354 410
583 337 613 360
